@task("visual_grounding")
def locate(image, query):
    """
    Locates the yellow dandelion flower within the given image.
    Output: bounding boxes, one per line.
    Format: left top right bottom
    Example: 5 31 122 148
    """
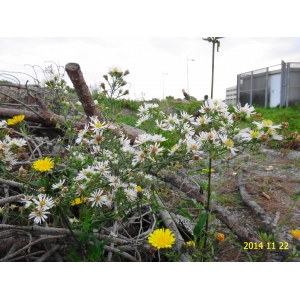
290 230 300 239
148 228 176 249
32 157 54 172
7 115 25 125
217 233 225 242
136 186 143 193
70 197 83 206
186 241 196 247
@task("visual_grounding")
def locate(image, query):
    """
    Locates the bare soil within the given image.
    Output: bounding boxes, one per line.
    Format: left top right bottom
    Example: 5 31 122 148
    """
191 146 300 261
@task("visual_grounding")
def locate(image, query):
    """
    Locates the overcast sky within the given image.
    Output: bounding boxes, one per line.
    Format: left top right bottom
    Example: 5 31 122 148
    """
0 37 299 100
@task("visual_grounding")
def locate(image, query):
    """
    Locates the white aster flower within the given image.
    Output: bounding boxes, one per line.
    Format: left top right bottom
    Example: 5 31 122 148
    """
124 187 137 202
192 115 213 126
136 114 150 126
9 138 27 147
93 161 110 176
0 120 7 128
88 189 108 207
19 195 33 208
219 134 239 155
75 166 95 181
186 137 203 154
151 134 167 143
133 133 152 147
75 124 89 144
132 150 147 165
253 119 282 130
155 119 167 130
199 99 215 113
108 66 122 73
168 139 184 155
148 142 164 155
137 104 150 115
52 179 66 190
234 103 256 118
33 194 55 209
166 113 180 125
237 129 262 141
180 111 194 122
29 207 50 224
69 217 79 224
267 128 283 140
89 116 107 134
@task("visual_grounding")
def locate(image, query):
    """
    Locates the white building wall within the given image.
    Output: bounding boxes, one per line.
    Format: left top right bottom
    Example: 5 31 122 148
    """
226 85 237 106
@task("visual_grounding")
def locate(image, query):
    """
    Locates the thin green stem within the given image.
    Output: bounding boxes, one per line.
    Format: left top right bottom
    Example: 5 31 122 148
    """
203 157 212 249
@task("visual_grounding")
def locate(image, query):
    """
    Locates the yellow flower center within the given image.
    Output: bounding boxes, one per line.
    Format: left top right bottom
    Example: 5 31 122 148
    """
251 131 259 138
95 122 103 128
262 120 273 126
39 200 46 207
225 139 234 148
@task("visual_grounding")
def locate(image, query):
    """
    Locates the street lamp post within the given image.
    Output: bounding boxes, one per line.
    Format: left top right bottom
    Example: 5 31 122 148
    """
187 56 195 95
162 72 168 100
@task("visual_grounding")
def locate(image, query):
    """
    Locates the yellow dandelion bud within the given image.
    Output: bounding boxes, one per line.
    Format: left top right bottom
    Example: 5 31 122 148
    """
186 241 196 247
217 233 225 242
290 230 300 239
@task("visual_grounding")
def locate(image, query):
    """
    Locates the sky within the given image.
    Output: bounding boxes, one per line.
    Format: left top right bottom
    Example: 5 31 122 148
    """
1 37 299 101
1 1 299 102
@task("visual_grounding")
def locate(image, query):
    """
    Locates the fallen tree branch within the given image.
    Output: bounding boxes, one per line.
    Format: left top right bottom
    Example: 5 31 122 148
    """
0 90 45 120
0 178 24 188
157 169 260 243
0 234 66 262
156 197 190 262
34 244 61 262
237 170 278 234
0 194 24 206
237 170 300 262
103 245 138 262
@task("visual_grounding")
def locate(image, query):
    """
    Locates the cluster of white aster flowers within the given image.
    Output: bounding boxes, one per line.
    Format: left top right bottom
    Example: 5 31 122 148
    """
136 103 159 126
134 97 283 158
3 96 285 226
19 194 54 224
0 123 27 170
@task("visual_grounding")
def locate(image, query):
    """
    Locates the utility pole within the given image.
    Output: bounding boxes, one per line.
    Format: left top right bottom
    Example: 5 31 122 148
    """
162 72 168 100
187 57 195 95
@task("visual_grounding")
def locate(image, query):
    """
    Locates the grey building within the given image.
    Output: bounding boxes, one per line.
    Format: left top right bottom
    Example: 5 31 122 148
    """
225 85 237 106
237 61 300 108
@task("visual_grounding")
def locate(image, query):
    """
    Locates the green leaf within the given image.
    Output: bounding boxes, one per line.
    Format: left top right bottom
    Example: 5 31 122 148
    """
0 163 6 173
179 209 193 221
192 200 205 210
193 211 208 238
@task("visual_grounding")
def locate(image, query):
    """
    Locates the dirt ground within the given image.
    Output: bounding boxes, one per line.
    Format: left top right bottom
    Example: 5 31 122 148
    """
192 145 300 261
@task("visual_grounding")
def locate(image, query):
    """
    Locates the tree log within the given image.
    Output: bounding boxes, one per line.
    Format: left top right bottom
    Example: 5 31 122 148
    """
65 63 102 120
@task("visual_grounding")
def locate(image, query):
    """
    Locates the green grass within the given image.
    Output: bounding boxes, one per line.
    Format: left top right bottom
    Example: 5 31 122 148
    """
254 105 300 134
90 97 300 138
